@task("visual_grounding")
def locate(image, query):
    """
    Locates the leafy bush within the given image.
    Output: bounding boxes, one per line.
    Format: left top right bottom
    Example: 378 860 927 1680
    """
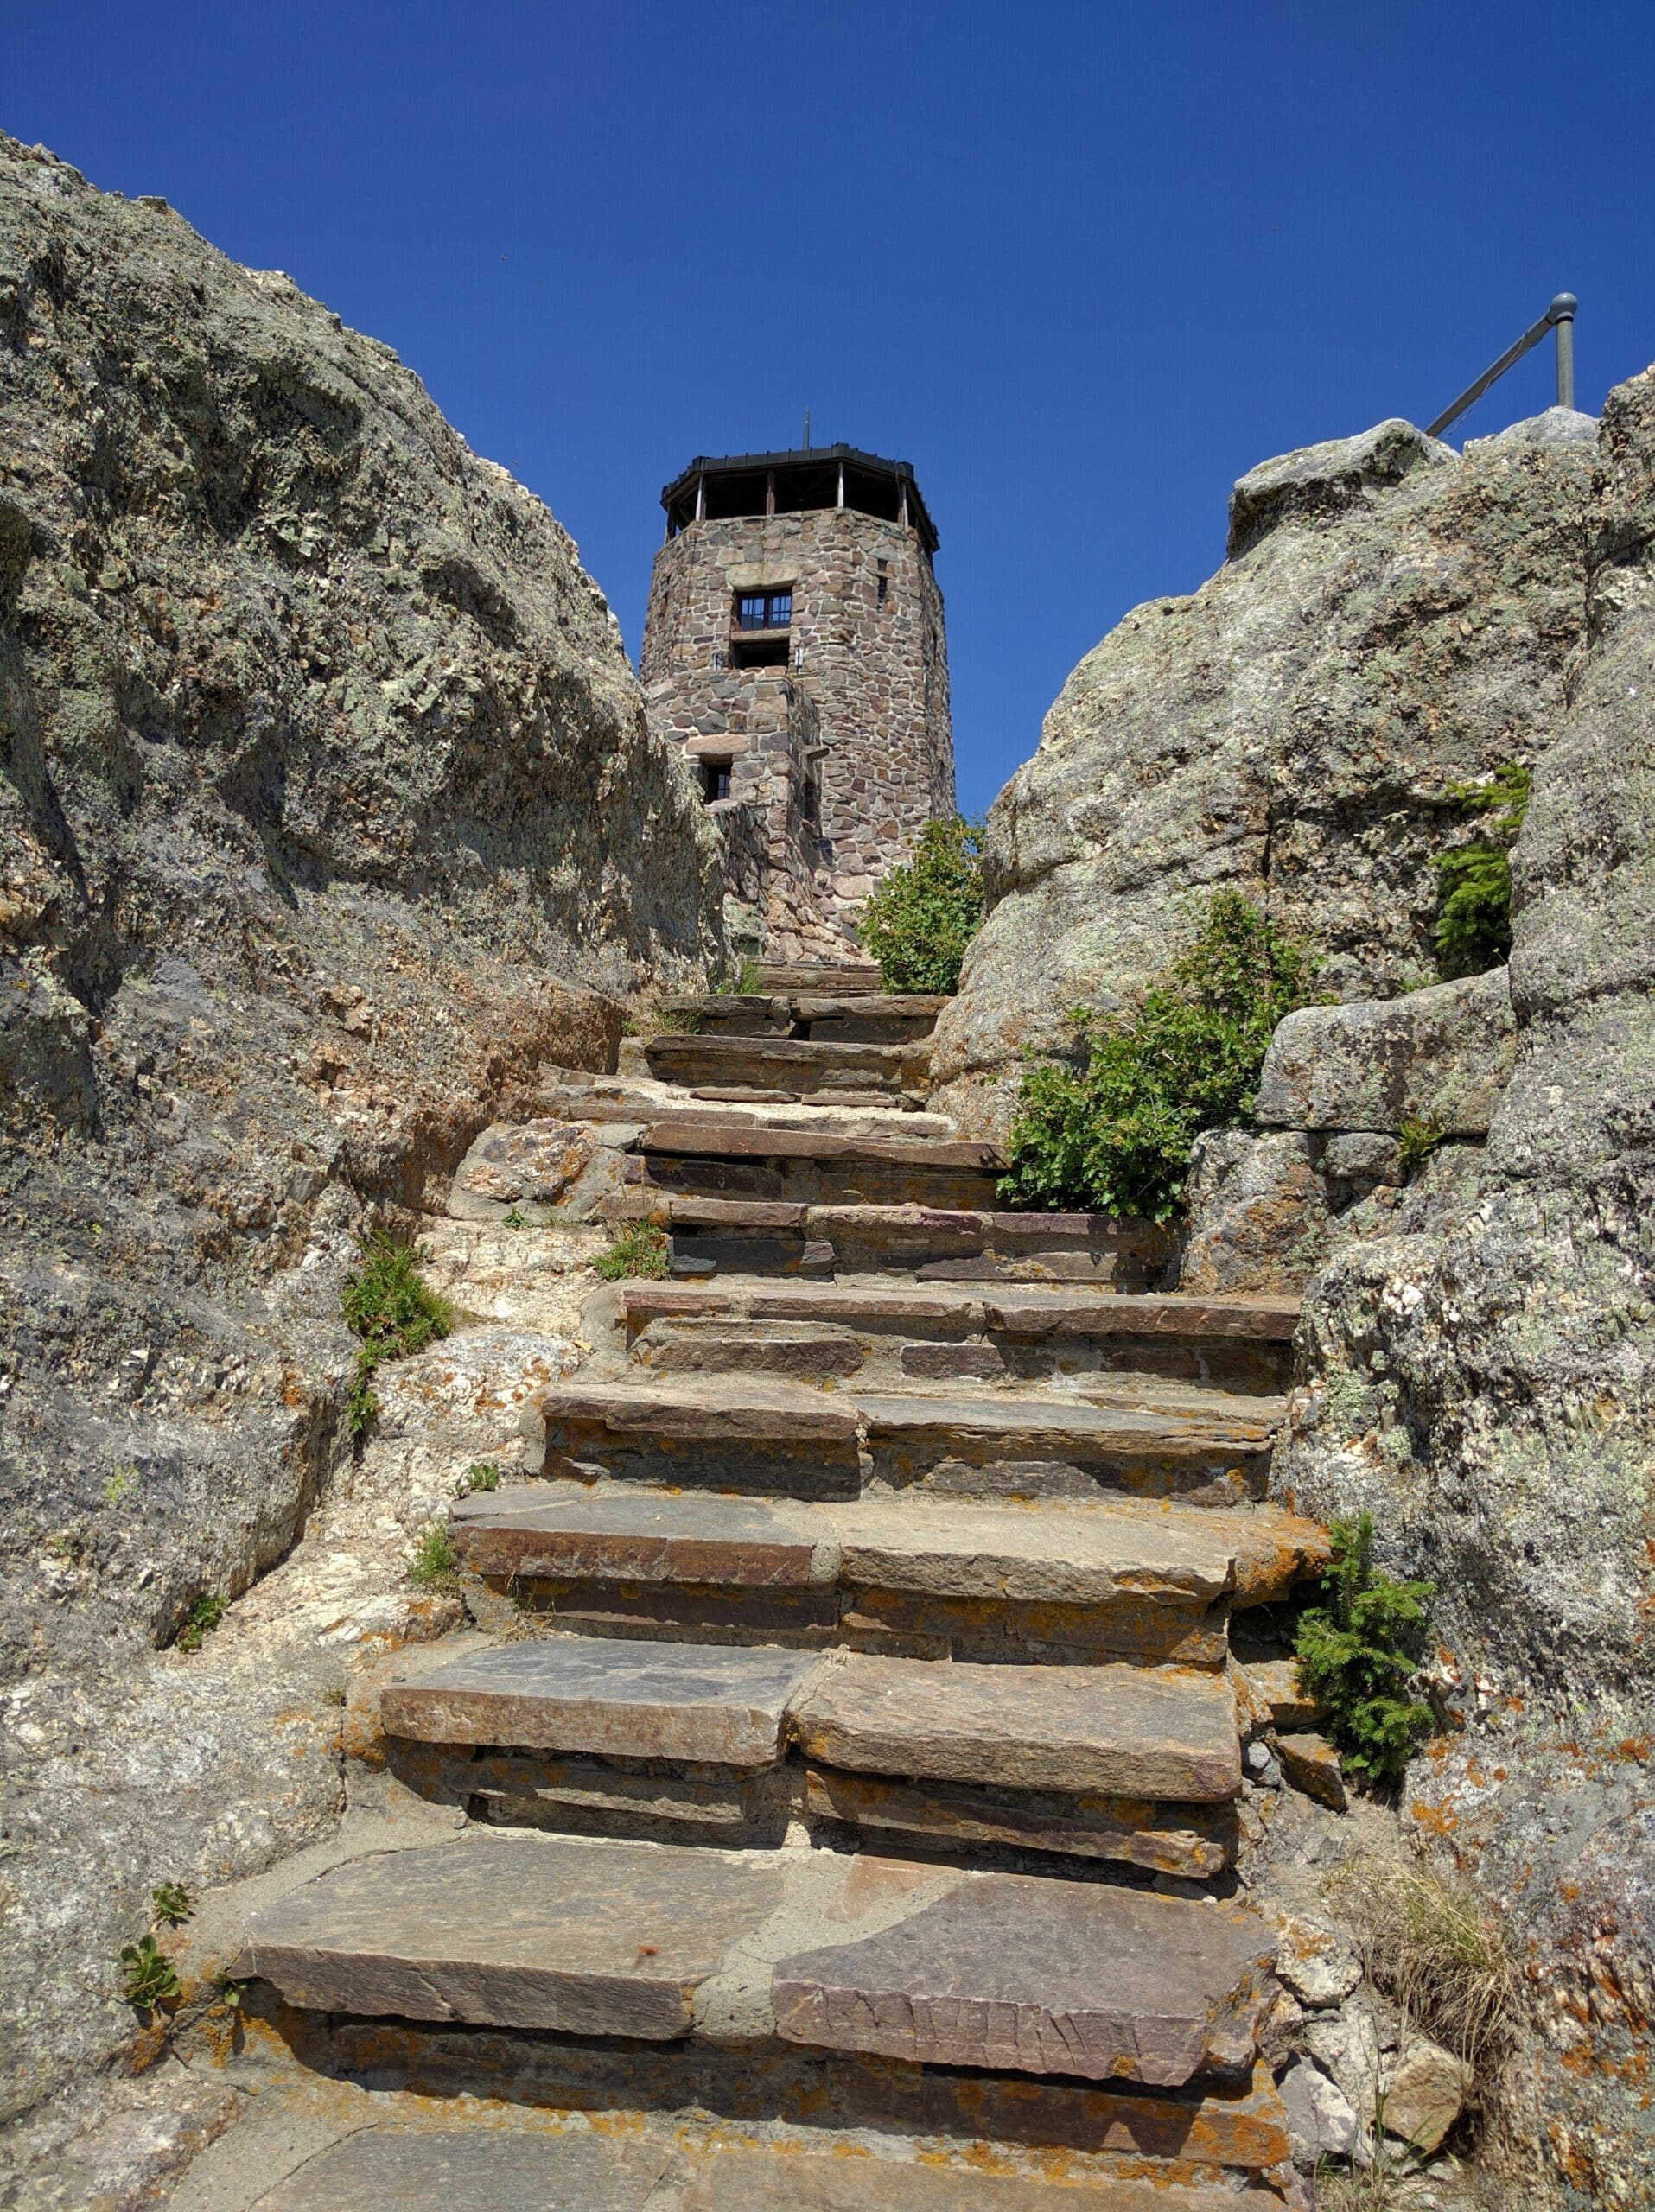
594 1223 671 1281
342 1232 455 1439
119 1933 181 2012
458 1461 500 1496
1435 761 1530 978
857 816 985 995
1295 1513 1436 1786
175 1593 226 1653
150 1882 193 1927
998 890 1318 1223
1396 1113 1444 1175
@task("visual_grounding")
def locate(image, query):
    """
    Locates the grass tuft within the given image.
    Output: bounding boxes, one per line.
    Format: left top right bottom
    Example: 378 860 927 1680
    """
594 1223 671 1282
341 1232 455 1440
408 1521 460 1590
1325 1853 1513 2067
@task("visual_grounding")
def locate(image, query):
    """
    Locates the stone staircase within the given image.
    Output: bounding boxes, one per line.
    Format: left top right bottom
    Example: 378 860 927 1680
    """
224 983 1334 2211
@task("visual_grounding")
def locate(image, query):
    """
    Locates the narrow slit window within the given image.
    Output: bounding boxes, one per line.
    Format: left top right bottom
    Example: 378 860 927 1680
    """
876 561 889 608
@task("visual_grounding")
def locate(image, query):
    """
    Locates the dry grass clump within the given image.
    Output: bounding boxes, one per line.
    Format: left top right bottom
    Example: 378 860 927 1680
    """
1325 1852 1514 2067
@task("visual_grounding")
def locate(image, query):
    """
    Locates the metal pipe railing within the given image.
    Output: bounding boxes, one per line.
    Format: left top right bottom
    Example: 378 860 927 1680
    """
1427 293 1577 439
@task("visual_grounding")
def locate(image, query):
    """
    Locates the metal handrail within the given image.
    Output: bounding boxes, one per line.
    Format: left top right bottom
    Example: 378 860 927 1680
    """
1427 294 1576 439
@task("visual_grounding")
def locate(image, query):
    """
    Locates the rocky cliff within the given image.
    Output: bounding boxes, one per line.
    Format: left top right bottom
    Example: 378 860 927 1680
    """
939 391 1654 2207
0 132 721 2120
931 409 1595 1141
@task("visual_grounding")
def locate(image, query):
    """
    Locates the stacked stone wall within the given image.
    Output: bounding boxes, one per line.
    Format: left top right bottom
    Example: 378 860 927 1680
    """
642 502 952 954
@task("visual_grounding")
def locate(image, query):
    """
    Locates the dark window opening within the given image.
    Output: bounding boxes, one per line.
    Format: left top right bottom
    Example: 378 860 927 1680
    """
729 634 790 669
701 759 732 802
735 588 793 632
876 561 889 608
800 774 820 827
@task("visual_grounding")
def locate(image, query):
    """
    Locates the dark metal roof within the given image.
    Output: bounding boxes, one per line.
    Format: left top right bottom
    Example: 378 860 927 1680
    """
659 443 938 550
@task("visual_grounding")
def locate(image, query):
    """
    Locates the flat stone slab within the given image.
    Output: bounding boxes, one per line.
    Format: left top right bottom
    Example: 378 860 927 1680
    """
383 1639 827 1767
453 1485 1327 1615
640 1120 1004 1171
240 1833 786 2038
983 1292 1301 1341
253 2128 673 2210
791 1653 1241 1801
452 1485 832 1589
773 1876 1276 2086
659 2149 1283 2212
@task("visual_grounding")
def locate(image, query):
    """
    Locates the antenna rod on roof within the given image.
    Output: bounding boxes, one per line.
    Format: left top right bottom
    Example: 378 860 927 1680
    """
803 409 811 450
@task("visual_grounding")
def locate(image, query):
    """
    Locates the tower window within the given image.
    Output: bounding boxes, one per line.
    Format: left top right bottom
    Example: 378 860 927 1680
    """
735 588 793 632
876 561 889 607
701 759 732 802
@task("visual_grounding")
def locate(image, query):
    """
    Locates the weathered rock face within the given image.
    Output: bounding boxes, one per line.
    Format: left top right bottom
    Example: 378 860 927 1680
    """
1271 375 1655 2209
0 133 720 2118
930 410 1595 1139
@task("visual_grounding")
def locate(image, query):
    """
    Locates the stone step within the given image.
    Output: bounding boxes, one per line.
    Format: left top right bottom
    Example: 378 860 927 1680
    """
237 1831 1275 2091
619 1280 1296 1394
645 1033 919 1100
382 1637 828 1768
661 993 948 1045
751 960 883 994
534 1072 954 1133
523 1375 1278 1506
602 1192 1171 1287
627 1116 1006 1209
449 1483 1328 1663
251 2130 1284 2212
379 1642 1242 1874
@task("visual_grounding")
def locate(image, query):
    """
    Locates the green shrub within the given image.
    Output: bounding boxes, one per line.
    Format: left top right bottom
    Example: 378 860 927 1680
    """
458 1461 500 1495
119 1933 181 2012
341 1232 455 1440
1435 761 1530 978
998 890 1319 1223
593 1223 671 1281
1397 1113 1444 1175
857 816 985 995
175 1593 226 1653
1295 1513 1436 1787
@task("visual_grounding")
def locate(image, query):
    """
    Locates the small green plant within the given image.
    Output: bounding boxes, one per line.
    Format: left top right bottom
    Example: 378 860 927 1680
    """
593 1223 671 1282
150 1882 193 1927
735 957 765 996
408 1520 459 1590
119 1933 181 2012
857 815 985 995
1397 1113 1444 1175
341 1232 455 1440
104 1465 140 1505
998 890 1320 1224
651 1005 703 1033
1295 1514 1436 1786
458 1461 501 1495
1435 761 1531 979
175 1594 226 1653
501 1205 529 1229
216 1976 245 2011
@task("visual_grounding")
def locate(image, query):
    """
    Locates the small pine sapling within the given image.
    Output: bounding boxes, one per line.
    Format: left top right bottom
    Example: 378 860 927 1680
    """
1295 1513 1436 1786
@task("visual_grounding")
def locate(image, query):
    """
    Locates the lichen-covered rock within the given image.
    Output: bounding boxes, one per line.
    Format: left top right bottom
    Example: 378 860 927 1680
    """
0 132 720 2122
930 410 1594 1139
1255 968 1517 1135
1275 365 1655 2209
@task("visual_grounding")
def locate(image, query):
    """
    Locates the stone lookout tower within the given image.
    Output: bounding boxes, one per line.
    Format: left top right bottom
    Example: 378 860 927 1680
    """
640 443 953 963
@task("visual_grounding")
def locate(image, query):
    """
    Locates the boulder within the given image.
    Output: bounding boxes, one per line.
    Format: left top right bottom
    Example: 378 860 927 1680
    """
1177 1131 1331 1294
1255 969 1517 1135
1278 2056 1361 2170
1384 2036 1474 2155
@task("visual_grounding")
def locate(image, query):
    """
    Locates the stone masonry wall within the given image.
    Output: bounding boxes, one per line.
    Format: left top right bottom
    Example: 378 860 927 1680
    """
642 502 953 952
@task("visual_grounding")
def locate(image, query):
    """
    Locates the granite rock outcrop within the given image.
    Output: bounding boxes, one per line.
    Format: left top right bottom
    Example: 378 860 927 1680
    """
0 132 720 2119
931 410 1596 1140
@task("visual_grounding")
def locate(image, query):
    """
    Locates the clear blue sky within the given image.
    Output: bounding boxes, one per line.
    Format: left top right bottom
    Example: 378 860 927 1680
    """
10 3 1650 815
